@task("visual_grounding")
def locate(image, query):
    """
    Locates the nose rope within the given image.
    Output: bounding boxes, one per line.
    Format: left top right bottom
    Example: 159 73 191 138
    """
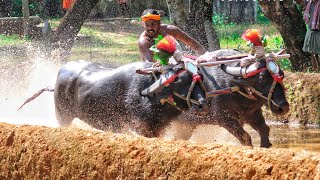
172 91 201 105
247 84 280 109
267 81 277 109
186 74 206 108
187 81 196 108
206 84 281 109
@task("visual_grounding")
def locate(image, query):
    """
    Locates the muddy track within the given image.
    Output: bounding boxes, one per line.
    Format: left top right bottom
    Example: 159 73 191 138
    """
0 122 319 179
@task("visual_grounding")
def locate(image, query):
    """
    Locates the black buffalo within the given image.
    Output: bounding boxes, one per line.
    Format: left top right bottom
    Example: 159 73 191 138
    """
177 49 289 148
53 60 208 137
18 49 289 148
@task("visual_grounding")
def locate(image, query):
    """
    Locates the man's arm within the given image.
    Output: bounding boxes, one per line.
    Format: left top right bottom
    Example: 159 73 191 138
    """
138 35 155 62
166 25 206 55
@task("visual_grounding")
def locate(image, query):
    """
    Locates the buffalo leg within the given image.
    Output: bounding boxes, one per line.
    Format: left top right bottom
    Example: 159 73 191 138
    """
247 110 272 148
221 119 252 146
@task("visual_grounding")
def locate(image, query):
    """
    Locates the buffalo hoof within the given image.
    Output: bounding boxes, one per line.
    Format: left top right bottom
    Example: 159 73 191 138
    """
261 142 272 148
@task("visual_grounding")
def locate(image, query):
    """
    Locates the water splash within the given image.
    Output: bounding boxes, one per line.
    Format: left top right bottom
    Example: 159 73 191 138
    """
0 44 61 127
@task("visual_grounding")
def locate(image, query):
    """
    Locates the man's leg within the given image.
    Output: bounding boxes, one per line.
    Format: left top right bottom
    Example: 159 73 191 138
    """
316 54 320 71
311 54 320 71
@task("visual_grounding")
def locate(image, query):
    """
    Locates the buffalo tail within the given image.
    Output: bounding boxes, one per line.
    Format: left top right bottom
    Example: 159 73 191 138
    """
17 87 54 111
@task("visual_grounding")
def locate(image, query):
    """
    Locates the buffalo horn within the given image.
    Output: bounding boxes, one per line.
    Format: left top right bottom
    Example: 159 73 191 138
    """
245 63 258 75
221 64 242 77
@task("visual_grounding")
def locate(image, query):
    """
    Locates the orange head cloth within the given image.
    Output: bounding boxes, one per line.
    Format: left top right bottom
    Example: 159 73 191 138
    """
156 35 176 54
63 0 74 10
141 13 161 22
241 29 262 46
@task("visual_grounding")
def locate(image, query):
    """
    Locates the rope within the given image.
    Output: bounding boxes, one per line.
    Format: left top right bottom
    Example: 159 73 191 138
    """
172 91 200 105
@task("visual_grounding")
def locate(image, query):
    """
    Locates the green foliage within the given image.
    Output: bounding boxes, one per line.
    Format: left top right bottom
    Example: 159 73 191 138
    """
277 58 292 71
212 13 228 26
160 16 171 24
272 36 284 50
256 6 270 24
10 0 23 17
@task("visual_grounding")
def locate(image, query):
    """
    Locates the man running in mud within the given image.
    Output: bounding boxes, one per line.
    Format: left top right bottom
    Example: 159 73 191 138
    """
138 9 206 62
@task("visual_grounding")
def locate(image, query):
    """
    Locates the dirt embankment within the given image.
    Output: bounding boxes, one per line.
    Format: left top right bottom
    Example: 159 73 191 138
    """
0 122 319 179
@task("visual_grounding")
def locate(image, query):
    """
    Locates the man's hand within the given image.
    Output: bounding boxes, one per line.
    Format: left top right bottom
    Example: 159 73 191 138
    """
152 62 161 68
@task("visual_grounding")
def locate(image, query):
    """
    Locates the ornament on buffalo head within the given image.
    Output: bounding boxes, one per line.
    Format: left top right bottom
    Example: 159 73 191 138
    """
150 35 177 65
241 28 268 60
239 29 269 67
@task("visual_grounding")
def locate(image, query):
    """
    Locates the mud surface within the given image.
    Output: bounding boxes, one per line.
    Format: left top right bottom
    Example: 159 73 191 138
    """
0 122 319 179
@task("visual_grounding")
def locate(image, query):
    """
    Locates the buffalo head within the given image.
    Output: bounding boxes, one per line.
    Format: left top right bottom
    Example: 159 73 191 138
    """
221 59 289 115
142 63 209 115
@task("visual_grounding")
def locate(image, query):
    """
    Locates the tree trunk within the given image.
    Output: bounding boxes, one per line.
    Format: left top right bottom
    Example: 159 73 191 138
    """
213 0 256 24
51 0 100 54
185 0 220 51
22 0 30 39
0 0 11 17
259 1 312 72
237 2 247 23
165 0 187 30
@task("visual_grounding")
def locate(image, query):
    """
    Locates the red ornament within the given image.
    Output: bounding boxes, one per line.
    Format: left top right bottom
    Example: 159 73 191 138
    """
241 29 262 46
156 35 177 54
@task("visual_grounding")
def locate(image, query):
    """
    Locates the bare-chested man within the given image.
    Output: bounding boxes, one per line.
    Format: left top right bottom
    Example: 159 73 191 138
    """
138 9 206 62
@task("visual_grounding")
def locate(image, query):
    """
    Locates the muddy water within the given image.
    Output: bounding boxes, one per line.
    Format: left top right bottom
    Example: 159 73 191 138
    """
0 47 319 152
269 124 320 152
186 124 320 152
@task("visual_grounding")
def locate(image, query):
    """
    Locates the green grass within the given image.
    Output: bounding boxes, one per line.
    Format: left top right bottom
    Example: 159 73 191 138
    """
0 34 26 47
48 19 141 64
71 26 140 64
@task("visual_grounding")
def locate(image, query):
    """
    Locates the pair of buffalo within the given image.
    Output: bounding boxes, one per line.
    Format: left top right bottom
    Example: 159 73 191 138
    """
21 49 289 147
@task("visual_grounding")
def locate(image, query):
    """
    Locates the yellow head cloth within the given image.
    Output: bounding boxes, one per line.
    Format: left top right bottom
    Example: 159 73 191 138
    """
141 13 161 22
